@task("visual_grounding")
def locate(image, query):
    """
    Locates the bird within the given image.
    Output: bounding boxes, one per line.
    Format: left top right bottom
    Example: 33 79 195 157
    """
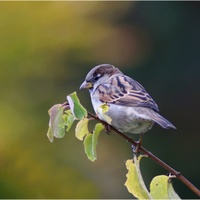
80 64 176 137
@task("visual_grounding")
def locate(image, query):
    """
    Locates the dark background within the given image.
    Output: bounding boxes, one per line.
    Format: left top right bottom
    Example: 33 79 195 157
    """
0 2 200 198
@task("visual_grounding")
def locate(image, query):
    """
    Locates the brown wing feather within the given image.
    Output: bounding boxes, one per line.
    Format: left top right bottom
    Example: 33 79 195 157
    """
95 74 159 112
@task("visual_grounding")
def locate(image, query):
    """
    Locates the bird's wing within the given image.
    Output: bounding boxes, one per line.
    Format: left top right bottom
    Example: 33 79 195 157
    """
95 74 159 112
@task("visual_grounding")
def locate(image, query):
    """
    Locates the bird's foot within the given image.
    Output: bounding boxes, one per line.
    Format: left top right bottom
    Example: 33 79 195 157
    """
131 133 143 154
131 141 142 154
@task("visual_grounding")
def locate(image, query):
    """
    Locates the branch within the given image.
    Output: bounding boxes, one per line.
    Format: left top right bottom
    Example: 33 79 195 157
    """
87 111 200 198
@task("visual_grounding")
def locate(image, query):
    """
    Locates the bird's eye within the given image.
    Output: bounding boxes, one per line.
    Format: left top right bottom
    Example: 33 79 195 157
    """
94 74 101 81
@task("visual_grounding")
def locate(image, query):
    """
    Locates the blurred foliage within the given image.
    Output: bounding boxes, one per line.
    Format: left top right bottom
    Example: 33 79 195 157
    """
0 1 200 198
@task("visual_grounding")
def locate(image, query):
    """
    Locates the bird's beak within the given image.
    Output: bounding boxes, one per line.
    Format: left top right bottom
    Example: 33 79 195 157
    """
80 81 93 89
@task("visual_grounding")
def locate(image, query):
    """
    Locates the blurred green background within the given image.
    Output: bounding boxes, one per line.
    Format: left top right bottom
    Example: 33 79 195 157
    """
1 1 200 199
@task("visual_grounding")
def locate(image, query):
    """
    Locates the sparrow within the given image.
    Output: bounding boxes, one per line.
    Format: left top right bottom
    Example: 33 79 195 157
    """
80 64 176 135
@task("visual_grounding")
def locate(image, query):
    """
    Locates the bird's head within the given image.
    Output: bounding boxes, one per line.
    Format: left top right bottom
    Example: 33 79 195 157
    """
80 64 121 92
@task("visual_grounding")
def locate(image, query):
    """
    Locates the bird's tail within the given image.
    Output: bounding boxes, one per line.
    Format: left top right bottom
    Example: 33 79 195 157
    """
151 112 176 129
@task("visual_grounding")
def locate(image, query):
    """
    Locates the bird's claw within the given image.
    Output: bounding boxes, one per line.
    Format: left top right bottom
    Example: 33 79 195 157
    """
131 141 142 154
131 133 143 154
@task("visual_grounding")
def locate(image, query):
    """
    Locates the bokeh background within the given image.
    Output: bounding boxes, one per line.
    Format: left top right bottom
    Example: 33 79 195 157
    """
1 1 200 199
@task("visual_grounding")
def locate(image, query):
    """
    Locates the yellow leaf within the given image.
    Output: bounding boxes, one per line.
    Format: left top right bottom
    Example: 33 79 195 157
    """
97 103 112 124
63 110 75 132
75 118 89 141
150 175 180 199
125 155 152 199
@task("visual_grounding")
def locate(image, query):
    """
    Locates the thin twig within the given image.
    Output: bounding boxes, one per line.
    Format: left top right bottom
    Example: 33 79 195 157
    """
87 111 200 198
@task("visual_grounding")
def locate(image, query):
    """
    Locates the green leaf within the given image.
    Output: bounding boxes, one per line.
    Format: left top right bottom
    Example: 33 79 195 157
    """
150 175 180 199
96 103 112 124
47 104 65 143
67 92 87 120
63 110 75 132
75 118 89 140
125 155 152 199
84 123 104 162
84 133 93 161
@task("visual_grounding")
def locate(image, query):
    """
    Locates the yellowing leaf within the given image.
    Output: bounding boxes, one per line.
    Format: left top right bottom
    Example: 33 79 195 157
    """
168 179 181 199
96 103 112 124
63 110 75 132
47 104 65 143
125 155 152 199
75 118 89 141
67 92 87 120
83 123 104 162
101 103 109 113
150 175 180 199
